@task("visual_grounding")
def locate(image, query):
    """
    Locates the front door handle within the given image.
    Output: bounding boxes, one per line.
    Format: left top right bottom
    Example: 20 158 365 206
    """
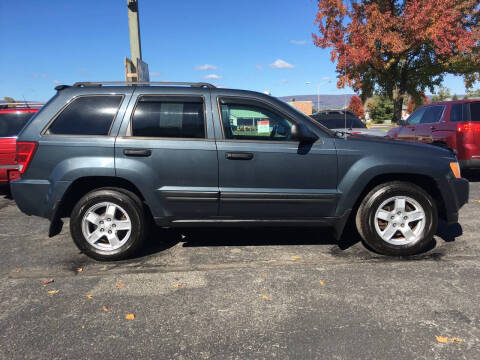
124 149 152 157
430 126 436 130
226 152 254 160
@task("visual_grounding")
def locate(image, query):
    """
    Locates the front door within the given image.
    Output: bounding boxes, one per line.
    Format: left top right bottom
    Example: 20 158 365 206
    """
115 89 219 222
213 95 338 219
414 105 446 144
398 107 426 140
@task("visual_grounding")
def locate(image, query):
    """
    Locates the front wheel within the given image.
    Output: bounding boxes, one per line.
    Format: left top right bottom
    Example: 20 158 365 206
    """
356 181 437 256
70 188 146 261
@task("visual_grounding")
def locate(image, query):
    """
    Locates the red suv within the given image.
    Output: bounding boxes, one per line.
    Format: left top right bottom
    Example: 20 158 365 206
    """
387 100 480 169
0 103 42 183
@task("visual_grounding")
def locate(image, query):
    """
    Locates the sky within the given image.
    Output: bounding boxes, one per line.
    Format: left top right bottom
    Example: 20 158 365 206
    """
0 0 475 102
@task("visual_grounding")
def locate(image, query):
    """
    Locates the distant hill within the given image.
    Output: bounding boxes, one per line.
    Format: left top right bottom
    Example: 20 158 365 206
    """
278 94 355 110
279 94 469 110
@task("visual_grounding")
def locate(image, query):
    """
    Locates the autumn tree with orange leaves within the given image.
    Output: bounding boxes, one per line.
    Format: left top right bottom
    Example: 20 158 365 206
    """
406 94 430 114
313 0 479 122
347 95 365 119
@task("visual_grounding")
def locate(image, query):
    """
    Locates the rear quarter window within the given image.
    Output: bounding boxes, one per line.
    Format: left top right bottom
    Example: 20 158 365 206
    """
468 102 480 122
46 95 123 136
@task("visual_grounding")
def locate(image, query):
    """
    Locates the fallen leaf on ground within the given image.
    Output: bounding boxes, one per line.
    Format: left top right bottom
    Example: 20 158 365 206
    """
86 294 93 299
477 200 480 203
77 267 83 273
319 280 324 285
173 281 185 288
262 294 270 300
292 256 300 260
436 336 462 344
102 306 112 312
41 279 54 286
115 282 124 288
125 313 135 320
47 290 59 295
259 274 267 278
108 335 116 339
13 269 20 273
217 309 228 312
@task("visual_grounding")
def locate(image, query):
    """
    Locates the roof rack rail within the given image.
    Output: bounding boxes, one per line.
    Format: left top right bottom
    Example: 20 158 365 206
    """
0 102 44 109
71 81 216 89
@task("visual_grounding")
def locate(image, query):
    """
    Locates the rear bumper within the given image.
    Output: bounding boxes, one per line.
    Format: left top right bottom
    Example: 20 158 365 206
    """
442 178 469 224
459 158 480 169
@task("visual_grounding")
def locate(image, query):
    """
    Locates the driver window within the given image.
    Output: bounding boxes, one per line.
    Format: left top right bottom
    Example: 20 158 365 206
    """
219 100 293 141
407 107 426 125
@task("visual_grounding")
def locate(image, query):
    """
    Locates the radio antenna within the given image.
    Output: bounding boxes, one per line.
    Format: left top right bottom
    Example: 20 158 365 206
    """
343 53 347 139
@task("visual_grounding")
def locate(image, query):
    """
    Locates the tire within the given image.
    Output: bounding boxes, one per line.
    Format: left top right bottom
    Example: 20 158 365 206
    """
70 188 146 261
355 181 437 256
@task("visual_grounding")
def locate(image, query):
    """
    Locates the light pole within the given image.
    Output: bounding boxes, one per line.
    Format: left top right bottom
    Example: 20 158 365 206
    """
306 81 326 112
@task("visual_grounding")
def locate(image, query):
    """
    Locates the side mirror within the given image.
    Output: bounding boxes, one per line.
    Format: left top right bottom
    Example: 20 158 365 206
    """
291 124 319 144
398 119 407 126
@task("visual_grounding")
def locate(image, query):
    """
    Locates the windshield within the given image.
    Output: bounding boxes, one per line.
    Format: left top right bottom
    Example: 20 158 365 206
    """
312 116 366 129
0 111 35 137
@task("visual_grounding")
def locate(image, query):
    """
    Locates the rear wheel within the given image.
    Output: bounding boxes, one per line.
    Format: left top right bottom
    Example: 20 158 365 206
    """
70 188 146 260
356 181 437 256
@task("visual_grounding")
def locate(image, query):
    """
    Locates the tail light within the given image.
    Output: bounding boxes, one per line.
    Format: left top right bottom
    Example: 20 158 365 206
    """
15 141 38 174
457 122 480 133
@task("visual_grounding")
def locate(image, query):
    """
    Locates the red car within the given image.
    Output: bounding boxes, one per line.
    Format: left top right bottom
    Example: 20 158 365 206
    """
0 103 41 183
387 99 480 169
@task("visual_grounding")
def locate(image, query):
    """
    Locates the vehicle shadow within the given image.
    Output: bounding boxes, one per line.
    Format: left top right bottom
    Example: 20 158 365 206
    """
177 225 364 252
0 184 12 200
135 225 362 259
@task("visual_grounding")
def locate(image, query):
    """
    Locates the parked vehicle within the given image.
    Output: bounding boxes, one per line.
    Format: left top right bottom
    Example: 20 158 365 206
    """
10 82 468 260
387 100 480 169
311 110 386 137
0 103 42 183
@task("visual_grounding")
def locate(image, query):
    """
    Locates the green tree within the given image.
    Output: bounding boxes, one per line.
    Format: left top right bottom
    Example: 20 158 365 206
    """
3 96 15 103
431 86 451 103
452 94 459 100
366 95 394 123
465 88 480 98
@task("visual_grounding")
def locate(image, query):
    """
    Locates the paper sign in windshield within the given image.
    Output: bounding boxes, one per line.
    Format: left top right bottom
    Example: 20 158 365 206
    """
258 120 270 133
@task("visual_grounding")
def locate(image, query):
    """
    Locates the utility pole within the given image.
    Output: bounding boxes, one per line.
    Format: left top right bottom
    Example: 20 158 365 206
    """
127 0 142 64
126 0 143 81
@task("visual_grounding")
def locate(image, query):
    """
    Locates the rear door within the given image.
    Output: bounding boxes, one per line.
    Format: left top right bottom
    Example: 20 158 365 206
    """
115 88 219 222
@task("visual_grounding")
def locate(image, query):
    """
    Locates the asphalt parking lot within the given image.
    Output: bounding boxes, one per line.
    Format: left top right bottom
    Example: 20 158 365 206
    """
0 175 479 360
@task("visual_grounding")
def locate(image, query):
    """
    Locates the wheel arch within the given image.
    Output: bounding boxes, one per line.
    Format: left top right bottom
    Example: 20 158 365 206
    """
348 173 447 222
57 176 150 219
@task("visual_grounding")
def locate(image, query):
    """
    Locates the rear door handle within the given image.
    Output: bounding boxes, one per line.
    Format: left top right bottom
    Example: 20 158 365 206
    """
430 126 436 130
226 152 254 160
123 149 152 157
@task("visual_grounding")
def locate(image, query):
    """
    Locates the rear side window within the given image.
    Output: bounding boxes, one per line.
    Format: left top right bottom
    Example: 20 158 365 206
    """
420 105 445 124
131 96 205 138
0 111 35 137
450 104 463 122
47 95 123 135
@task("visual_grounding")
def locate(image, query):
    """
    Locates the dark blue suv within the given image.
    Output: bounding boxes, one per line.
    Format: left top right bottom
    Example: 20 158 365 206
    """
10 82 468 260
